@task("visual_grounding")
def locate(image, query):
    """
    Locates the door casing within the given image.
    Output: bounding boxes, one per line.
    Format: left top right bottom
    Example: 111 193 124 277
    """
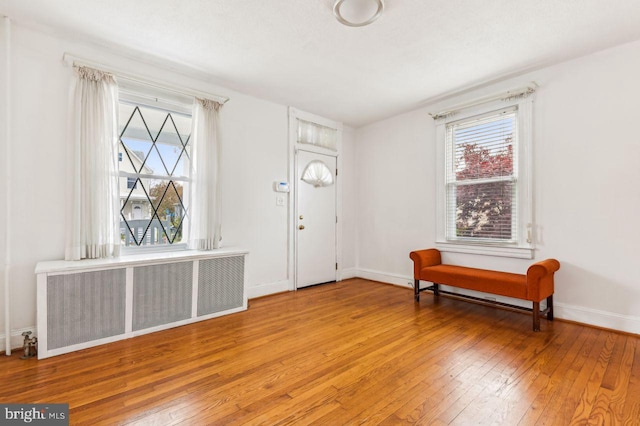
288 108 343 290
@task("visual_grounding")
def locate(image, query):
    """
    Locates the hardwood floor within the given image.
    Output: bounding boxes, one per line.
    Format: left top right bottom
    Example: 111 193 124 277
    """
1 279 639 425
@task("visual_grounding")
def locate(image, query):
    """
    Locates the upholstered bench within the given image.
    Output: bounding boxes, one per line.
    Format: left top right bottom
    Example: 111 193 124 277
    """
410 248 560 331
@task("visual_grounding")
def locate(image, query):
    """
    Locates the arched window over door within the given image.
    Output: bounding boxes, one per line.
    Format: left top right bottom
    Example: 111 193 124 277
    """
301 160 334 188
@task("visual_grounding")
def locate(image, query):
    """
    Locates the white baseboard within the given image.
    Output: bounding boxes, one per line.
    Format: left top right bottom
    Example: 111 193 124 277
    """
340 267 358 280
247 279 291 299
351 268 640 336
354 268 414 289
555 303 640 335
1 326 36 354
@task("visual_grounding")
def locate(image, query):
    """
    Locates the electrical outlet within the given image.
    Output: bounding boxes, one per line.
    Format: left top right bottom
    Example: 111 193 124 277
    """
276 195 285 206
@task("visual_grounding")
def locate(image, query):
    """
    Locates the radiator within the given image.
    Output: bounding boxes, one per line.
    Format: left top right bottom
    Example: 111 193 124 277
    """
36 249 247 359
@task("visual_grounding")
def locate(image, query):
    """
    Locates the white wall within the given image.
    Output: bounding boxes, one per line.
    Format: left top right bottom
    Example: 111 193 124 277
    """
354 108 434 285
340 126 358 277
220 93 290 298
0 22 359 349
354 39 640 334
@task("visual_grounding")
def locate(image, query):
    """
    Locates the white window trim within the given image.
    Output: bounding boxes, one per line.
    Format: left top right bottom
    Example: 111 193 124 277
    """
434 92 534 259
118 85 194 255
287 108 343 289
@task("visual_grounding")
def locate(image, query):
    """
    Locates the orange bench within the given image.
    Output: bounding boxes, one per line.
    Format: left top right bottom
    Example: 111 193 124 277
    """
410 248 560 331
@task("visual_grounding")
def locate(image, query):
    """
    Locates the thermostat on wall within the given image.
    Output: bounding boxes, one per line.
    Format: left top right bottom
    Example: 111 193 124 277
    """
274 181 290 193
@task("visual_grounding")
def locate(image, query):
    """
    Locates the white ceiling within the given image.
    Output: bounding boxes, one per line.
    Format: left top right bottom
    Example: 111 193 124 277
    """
4 0 640 127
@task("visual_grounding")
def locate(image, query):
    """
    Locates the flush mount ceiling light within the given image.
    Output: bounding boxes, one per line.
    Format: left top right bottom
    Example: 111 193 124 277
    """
333 0 384 27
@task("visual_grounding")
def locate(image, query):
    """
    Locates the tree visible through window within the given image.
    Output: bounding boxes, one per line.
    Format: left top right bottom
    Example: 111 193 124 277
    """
446 109 517 242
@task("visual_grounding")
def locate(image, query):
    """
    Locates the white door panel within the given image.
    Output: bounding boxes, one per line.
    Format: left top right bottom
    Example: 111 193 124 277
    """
296 150 337 288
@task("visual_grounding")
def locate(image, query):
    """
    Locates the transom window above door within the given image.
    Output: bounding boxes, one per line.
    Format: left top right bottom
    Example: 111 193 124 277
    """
297 119 338 151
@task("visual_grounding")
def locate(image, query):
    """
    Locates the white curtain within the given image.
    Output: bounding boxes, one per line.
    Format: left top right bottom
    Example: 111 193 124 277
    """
301 160 334 187
297 119 337 151
65 66 120 260
189 98 223 250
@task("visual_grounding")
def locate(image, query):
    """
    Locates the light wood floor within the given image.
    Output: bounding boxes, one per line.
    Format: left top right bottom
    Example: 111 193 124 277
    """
2 279 639 425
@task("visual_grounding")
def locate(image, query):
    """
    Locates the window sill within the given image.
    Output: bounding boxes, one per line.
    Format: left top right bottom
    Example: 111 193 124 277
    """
435 241 534 259
35 247 249 275
120 243 189 256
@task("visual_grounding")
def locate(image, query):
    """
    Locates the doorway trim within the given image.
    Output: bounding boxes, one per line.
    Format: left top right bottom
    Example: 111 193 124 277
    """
288 107 343 290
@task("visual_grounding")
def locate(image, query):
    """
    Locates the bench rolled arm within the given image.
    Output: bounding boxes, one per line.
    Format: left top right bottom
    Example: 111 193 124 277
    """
526 259 560 301
409 249 442 279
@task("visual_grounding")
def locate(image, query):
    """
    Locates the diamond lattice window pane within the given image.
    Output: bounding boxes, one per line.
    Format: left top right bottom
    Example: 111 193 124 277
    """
118 101 192 247
163 182 186 244
120 176 152 246
147 180 186 244
148 179 168 212
156 114 191 177
120 106 155 174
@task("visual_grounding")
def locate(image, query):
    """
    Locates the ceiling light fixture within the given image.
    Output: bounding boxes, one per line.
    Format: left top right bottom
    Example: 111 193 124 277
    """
333 0 384 27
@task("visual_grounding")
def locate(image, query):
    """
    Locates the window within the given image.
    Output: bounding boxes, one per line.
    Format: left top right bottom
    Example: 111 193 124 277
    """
301 160 334 187
446 108 517 242
66 61 224 259
297 119 338 151
435 89 534 258
118 99 192 248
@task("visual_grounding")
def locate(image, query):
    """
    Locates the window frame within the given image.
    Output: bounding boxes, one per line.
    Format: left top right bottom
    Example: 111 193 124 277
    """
117 86 194 255
126 176 137 190
434 94 534 259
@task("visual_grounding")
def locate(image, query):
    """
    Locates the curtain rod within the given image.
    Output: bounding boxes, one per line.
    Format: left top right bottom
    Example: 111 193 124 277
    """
430 82 538 120
62 52 230 105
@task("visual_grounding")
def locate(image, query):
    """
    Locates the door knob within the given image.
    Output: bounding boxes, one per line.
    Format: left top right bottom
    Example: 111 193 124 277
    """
299 225 305 230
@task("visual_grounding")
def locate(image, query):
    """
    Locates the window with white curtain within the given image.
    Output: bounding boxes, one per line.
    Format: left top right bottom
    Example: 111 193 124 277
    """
65 58 226 259
118 88 193 249
297 119 338 151
435 91 534 258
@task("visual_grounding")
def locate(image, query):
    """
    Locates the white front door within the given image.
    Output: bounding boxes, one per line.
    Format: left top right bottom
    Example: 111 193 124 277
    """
296 150 337 288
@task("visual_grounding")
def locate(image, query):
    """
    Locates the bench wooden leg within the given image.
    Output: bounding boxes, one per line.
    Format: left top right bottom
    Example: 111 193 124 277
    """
533 301 540 332
414 279 420 302
433 283 440 297
547 295 554 321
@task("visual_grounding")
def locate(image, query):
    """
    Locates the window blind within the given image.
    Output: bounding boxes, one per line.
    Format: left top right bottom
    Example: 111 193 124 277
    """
445 107 518 242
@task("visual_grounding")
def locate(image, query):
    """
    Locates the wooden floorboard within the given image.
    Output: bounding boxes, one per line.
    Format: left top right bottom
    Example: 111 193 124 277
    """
1 278 639 425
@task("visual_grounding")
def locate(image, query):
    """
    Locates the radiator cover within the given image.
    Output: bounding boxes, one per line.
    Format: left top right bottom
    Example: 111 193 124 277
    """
47 269 126 350
36 249 248 358
198 256 245 316
133 261 193 331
